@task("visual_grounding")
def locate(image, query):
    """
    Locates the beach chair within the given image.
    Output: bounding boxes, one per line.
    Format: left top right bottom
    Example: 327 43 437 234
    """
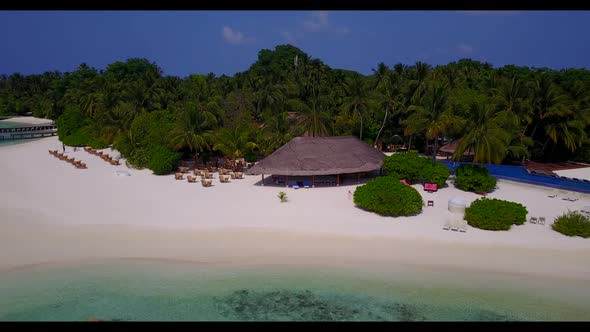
201 179 212 187
450 220 459 232
291 182 300 189
570 193 580 202
538 217 546 225
187 175 196 183
442 220 451 230
229 172 236 179
529 216 537 224
427 200 434 207
193 169 202 176
424 183 438 192
459 222 467 233
547 190 558 198
303 180 311 188
235 172 243 179
175 173 184 180
219 175 229 183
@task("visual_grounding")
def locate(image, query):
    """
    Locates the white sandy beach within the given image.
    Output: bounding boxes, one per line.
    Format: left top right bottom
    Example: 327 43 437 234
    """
1 135 590 284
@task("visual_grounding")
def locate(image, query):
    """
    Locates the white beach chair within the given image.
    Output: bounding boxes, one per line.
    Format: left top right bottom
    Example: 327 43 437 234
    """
571 193 580 202
443 220 451 230
529 216 537 224
459 221 467 233
547 190 558 198
538 217 546 225
450 219 459 231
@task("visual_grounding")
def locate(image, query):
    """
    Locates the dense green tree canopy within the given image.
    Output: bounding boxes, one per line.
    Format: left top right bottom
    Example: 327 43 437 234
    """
3 44 590 175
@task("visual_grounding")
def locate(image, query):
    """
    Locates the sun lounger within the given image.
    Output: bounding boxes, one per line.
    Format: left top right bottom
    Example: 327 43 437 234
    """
303 180 311 188
547 190 558 198
538 217 546 225
424 183 438 192
291 182 300 189
443 220 451 230
530 216 537 224
459 220 467 232
175 173 184 180
450 223 459 232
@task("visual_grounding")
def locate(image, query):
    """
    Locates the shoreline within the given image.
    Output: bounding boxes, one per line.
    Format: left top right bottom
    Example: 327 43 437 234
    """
1 136 589 284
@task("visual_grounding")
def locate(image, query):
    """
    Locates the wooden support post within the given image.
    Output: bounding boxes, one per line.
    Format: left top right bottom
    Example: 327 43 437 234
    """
286 175 289 188
357 173 360 184
312 175 315 188
337 174 340 186
261 174 265 186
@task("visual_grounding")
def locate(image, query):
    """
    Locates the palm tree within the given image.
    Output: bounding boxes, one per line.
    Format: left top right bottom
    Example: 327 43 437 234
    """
342 75 369 140
453 98 517 164
169 103 217 163
211 124 258 162
289 98 332 137
403 81 458 162
374 71 403 148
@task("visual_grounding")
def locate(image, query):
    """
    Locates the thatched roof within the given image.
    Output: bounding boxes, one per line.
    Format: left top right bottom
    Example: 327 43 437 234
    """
439 140 475 156
247 136 386 176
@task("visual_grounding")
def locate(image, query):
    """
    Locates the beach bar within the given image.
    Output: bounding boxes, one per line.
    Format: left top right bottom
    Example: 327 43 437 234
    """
247 136 386 187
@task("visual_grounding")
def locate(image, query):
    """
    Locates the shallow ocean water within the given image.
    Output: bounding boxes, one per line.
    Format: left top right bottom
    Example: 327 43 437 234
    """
0 259 588 321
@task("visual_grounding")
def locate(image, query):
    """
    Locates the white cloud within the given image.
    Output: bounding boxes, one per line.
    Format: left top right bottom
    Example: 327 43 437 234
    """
303 11 330 32
222 26 254 45
457 43 475 55
282 11 349 44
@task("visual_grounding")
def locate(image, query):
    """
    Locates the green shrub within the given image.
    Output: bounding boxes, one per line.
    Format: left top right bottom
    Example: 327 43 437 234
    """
146 145 181 175
421 162 451 187
61 126 108 149
113 133 134 158
354 176 423 217
382 151 449 186
454 164 497 192
56 107 88 139
552 211 590 238
464 198 528 231
127 148 149 169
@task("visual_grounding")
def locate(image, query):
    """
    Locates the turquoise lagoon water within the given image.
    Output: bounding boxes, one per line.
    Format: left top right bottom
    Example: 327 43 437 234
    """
1 259 589 321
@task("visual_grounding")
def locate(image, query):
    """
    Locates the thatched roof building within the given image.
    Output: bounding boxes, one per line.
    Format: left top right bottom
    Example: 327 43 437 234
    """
247 136 386 177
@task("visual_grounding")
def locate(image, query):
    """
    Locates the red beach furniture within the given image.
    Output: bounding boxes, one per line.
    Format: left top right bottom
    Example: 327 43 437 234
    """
424 183 438 192
400 179 410 186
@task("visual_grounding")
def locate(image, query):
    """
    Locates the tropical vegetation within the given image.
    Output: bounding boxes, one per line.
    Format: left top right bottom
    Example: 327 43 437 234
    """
464 197 528 231
382 151 450 186
552 211 590 238
2 45 590 174
353 176 423 217
454 164 497 193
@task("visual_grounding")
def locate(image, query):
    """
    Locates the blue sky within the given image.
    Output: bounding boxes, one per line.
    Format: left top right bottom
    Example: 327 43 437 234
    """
0 10 589 77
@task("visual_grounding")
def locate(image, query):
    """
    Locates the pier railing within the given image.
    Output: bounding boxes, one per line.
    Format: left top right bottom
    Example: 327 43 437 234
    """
0 123 57 140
